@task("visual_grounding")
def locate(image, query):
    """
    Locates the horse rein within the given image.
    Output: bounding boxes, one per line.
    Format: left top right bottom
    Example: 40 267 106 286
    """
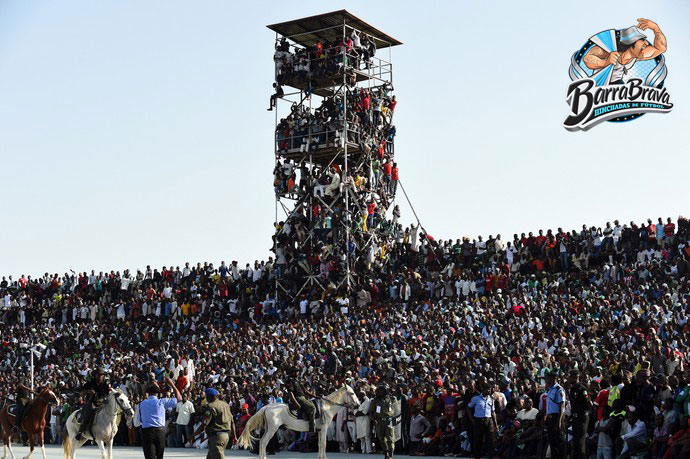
111 393 134 418
320 394 358 409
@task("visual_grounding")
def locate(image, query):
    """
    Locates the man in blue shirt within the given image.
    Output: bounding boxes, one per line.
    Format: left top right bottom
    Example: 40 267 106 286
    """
467 383 497 459
544 371 566 459
137 377 182 459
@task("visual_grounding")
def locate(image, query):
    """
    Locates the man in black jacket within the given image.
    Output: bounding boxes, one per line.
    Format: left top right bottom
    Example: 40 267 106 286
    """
75 368 110 441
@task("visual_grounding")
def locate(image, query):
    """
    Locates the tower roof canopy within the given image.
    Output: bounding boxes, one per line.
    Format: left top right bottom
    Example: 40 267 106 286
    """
267 9 402 49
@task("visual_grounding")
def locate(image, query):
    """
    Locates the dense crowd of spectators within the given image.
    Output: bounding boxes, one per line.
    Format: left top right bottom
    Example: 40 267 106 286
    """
273 29 379 90
275 87 396 154
273 84 397 296
2 215 690 458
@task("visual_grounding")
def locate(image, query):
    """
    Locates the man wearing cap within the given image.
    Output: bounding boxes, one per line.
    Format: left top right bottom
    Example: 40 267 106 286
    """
137 377 181 459
371 384 396 459
545 371 566 459
237 403 251 436
191 388 235 459
568 369 591 459
583 19 667 84
74 367 110 441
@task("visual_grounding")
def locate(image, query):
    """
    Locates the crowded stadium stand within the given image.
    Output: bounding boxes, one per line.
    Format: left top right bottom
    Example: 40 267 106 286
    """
2 215 690 457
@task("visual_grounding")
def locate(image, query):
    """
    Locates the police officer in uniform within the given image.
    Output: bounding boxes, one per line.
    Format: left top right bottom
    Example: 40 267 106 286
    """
545 370 566 459
75 368 110 441
191 388 236 459
371 384 395 459
288 372 317 432
466 382 497 459
568 369 591 459
14 378 34 432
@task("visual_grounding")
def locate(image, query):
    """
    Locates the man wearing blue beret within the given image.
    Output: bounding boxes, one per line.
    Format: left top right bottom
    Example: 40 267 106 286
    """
191 387 235 459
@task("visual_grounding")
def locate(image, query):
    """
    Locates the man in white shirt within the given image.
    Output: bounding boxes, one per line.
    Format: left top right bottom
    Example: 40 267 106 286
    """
516 397 538 421
175 393 195 448
619 408 647 458
354 391 372 453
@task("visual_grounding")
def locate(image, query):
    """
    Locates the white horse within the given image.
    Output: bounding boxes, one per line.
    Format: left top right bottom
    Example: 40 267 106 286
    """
238 385 360 459
63 390 134 459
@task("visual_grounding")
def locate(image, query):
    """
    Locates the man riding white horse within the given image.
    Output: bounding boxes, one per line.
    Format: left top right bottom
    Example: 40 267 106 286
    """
63 389 134 459
287 369 317 432
238 384 360 459
74 368 110 441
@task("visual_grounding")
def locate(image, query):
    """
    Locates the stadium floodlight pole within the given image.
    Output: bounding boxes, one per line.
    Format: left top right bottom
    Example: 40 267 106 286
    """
19 341 38 398
342 18 351 292
30 342 33 395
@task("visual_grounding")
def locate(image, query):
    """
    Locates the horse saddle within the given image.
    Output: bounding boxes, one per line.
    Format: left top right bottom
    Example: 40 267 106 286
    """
75 406 104 436
289 400 323 426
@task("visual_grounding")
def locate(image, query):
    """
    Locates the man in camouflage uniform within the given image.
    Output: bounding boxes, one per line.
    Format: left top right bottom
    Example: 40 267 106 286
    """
288 372 317 432
371 384 396 459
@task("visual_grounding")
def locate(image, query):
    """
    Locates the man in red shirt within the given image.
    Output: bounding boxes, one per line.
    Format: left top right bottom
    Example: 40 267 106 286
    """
367 200 377 230
390 162 399 195
237 404 252 436
176 368 189 392
534 230 547 251
388 95 397 113
663 217 676 247
382 160 392 193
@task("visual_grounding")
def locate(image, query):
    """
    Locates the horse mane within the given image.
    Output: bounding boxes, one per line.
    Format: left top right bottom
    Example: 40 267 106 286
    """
324 385 348 404
39 386 52 395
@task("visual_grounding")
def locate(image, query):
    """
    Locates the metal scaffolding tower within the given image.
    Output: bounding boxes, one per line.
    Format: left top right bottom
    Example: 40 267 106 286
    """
267 10 402 306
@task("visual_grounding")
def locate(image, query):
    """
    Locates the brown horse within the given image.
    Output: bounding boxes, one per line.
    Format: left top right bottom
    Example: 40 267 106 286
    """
0 387 60 459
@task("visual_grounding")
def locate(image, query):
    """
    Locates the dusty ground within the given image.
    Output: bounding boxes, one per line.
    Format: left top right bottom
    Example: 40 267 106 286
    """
1 444 472 459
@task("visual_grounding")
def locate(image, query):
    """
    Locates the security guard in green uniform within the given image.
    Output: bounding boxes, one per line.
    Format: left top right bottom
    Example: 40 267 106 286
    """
371 384 396 459
14 378 34 432
288 372 317 432
192 388 236 459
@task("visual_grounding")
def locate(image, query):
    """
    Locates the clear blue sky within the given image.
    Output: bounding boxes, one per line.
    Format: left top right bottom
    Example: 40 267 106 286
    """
1 0 688 277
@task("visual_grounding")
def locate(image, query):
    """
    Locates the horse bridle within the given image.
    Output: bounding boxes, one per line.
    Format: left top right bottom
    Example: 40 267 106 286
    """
322 391 359 410
114 393 134 418
106 392 134 418
39 390 59 405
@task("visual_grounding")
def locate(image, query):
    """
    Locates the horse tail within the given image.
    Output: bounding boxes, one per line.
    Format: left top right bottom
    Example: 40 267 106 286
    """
237 406 267 449
63 429 71 459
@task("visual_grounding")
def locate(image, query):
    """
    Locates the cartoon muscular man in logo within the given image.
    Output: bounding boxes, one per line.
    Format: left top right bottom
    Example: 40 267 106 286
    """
583 19 667 83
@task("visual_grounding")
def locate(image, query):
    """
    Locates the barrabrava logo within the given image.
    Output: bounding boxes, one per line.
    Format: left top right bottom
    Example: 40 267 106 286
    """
563 18 673 131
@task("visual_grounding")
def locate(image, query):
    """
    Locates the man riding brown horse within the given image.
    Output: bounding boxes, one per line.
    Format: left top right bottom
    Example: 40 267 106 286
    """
1 386 60 459
74 368 110 441
13 378 34 433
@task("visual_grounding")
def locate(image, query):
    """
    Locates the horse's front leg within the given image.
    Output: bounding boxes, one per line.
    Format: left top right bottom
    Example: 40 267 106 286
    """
318 428 328 459
21 431 33 459
96 440 106 459
38 429 46 459
107 438 114 459
6 433 16 459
